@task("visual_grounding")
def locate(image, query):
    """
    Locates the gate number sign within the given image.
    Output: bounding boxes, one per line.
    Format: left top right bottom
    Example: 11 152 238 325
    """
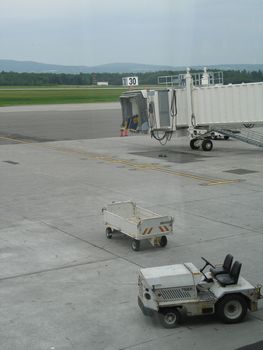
122 76 139 86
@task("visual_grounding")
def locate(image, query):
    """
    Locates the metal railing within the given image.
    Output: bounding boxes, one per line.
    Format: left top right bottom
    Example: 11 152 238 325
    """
157 75 181 86
158 71 224 87
212 128 263 148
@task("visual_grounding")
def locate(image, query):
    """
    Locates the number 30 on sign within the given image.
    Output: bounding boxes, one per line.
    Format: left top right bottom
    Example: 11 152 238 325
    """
122 76 139 86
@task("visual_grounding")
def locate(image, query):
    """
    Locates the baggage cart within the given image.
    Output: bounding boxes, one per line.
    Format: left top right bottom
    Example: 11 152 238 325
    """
102 201 173 251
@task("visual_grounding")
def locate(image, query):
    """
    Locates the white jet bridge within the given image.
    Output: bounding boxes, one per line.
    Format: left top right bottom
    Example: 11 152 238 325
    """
120 68 263 151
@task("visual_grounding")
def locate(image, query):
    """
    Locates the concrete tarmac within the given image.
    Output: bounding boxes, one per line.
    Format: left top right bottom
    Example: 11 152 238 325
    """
0 103 263 350
0 103 121 142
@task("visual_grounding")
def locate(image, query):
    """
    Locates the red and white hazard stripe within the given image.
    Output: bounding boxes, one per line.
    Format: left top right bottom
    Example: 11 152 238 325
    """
143 226 170 235
159 226 169 232
143 227 153 235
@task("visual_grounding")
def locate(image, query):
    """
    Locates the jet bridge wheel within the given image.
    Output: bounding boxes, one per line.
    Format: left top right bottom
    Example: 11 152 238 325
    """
190 138 200 150
159 308 182 328
201 139 213 151
216 294 247 324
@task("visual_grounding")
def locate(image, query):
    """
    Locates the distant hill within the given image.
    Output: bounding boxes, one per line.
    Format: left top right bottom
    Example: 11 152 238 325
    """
0 60 176 73
204 64 263 72
0 59 263 73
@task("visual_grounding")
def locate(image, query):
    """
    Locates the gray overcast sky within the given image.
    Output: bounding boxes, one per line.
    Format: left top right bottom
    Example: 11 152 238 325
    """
1 0 262 67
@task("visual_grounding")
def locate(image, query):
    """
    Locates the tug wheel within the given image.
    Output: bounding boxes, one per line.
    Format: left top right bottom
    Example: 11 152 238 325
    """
216 294 247 324
159 308 181 328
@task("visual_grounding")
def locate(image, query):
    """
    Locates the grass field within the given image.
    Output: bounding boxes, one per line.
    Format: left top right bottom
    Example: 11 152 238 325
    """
0 87 128 107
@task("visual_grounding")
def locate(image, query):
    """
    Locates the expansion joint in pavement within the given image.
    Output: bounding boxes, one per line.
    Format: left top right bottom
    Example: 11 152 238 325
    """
40 220 144 268
176 209 263 235
0 257 117 282
119 328 179 350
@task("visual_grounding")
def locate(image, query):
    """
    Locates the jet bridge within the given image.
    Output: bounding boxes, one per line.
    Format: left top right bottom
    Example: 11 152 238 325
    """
119 68 263 151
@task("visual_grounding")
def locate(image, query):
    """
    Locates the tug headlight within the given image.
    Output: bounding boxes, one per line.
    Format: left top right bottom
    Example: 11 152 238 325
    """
144 293 151 300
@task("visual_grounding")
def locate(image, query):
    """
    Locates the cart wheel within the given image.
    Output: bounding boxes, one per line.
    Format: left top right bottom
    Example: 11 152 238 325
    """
105 227 112 239
160 235 168 247
131 239 140 251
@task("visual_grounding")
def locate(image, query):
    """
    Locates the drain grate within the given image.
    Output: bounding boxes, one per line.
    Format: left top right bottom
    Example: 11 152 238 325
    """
224 168 258 175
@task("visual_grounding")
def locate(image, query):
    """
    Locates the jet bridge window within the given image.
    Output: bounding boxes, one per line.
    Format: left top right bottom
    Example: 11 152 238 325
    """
158 90 170 128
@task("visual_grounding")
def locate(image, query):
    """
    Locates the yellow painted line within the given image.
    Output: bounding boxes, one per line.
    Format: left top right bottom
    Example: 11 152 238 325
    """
0 136 33 144
21 144 240 186
0 136 241 186
205 179 241 186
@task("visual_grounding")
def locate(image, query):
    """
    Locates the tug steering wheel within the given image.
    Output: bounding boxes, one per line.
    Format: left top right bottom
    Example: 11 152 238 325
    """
200 269 212 283
201 256 215 271
200 257 215 282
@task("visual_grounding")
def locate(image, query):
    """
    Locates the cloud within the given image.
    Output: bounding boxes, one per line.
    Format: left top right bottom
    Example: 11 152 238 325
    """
1 0 262 66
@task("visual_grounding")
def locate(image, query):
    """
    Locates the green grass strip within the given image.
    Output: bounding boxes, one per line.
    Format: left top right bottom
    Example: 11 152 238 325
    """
0 87 128 107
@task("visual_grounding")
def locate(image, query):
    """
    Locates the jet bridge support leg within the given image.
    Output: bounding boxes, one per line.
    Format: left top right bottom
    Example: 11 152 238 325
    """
185 69 213 152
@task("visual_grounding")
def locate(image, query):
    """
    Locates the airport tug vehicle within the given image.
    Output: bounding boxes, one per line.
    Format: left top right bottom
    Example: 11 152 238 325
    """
138 255 262 328
102 201 173 251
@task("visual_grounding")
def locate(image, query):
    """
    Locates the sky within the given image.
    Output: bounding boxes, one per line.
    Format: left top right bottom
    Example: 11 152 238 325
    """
1 0 263 67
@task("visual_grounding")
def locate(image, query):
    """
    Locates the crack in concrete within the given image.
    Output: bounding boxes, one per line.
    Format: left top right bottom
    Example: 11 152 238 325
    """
0 256 117 282
171 208 263 235
40 220 144 268
118 329 179 350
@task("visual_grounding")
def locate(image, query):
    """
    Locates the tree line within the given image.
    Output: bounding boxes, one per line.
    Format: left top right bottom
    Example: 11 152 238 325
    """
0 69 263 86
